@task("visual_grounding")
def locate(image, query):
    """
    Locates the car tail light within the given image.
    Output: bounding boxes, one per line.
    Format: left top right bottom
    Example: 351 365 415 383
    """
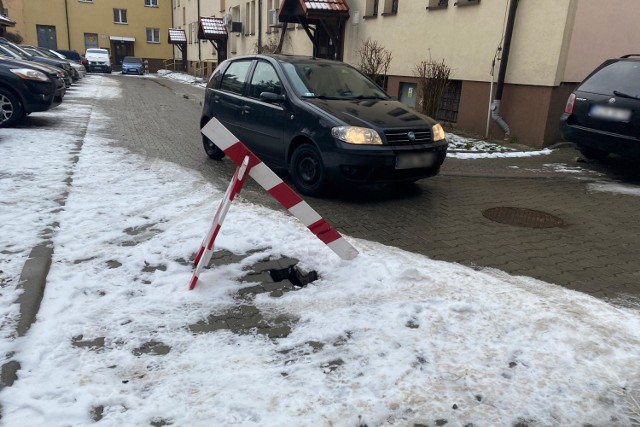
564 93 576 115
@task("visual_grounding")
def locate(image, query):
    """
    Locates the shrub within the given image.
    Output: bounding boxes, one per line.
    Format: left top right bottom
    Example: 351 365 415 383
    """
356 39 392 90
413 58 451 119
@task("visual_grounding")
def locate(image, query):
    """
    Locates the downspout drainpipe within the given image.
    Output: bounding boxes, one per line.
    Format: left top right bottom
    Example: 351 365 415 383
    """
491 0 518 139
197 0 201 66
64 0 71 49
258 0 262 53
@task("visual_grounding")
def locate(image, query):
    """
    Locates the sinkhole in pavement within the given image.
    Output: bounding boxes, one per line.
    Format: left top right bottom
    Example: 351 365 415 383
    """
482 207 566 228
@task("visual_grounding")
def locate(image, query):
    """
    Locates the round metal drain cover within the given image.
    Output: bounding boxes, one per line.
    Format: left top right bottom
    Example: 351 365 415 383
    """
482 207 565 228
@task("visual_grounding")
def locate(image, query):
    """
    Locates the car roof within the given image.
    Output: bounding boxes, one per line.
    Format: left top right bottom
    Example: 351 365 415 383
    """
228 53 348 66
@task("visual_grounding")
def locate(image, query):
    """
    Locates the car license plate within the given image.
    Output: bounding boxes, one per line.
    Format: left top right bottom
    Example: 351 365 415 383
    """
590 105 632 122
396 152 435 170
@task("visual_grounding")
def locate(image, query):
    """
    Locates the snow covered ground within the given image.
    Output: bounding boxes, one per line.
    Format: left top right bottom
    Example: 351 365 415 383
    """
1 75 640 426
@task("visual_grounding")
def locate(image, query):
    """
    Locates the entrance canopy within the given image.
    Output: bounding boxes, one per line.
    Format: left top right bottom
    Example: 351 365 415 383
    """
168 28 187 44
278 0 349 60
198 17 228 41
278 0 349 22
110 36 135 42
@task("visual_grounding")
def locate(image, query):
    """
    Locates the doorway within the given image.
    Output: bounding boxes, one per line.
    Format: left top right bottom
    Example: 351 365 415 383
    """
112 41 134 70
36 25 57 50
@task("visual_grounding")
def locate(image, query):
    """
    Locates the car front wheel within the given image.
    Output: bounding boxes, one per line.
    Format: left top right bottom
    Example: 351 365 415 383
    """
0 88 23 128
290 144 327 196
202 134 225 160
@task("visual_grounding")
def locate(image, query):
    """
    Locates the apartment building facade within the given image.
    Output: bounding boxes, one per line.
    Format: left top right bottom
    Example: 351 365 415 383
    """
173 0 640 147
6 0 173 71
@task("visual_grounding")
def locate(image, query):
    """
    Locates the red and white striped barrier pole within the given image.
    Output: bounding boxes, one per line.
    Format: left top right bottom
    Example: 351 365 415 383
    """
201 118 358 262
189 155 250 290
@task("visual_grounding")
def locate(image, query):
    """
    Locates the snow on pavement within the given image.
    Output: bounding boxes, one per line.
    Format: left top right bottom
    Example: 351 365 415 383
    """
1 75 640 427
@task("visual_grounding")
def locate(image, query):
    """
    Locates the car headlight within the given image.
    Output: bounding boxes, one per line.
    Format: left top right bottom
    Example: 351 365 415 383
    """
331 126 383 145
432 123 446 142
10 68 50 82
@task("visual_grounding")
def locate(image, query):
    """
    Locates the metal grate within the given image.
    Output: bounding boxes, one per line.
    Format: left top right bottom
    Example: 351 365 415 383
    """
436 80 462 123
384 130 432 145
482 207 565 228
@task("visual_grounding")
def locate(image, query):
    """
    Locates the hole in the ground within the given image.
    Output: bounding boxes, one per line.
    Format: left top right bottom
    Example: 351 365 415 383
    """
269 266 318 288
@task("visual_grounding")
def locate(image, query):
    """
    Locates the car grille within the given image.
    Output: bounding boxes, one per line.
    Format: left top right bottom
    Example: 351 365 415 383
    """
384 130 432 145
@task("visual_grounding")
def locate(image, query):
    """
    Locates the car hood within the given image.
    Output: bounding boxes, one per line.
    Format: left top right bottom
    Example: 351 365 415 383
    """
305 98 437 130
123 62 142 67
86 54 110 62
0 57 61 76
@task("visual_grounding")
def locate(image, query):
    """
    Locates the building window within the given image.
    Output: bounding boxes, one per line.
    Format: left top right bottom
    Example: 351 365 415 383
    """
145 0 159 7
146 28 160 43
364 0 378 17
78 0 93 3
114 9 128 24
455 0 480 6
426 0 448 9
382 0 398 15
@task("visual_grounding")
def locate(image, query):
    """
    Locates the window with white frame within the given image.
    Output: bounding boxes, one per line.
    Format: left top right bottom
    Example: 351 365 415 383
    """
145 0 159 7
114 9 128 24
427 0 448 9
250 0 256 34
364 0 379 17
382 0 398 15
146 28 160 43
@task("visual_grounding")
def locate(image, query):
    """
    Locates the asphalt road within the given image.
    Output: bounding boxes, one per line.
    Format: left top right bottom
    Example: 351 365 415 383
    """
100 74 640 305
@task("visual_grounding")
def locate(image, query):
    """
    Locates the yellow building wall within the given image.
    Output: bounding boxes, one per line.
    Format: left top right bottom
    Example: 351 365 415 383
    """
22 0 172 63
3 0 26 40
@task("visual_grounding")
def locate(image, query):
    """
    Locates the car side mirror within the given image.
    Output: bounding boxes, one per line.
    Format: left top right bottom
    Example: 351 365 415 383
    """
260 92 285 103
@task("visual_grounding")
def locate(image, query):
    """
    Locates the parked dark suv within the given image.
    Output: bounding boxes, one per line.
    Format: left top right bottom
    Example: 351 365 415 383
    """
0 58 62 127
561 55 640 159
200 54 448 196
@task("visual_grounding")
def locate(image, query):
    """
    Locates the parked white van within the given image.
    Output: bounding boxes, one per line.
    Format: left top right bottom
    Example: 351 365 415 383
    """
85 48 111 73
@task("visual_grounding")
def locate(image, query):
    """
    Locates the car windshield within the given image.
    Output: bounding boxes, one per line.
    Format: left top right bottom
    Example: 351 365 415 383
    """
281 61 389 100
123 57 142 64
580 60 640 97
0 42 29 59
87 49 108 55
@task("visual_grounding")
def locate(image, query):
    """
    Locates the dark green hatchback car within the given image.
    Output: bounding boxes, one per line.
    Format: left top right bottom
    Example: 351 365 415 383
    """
200 54 448 196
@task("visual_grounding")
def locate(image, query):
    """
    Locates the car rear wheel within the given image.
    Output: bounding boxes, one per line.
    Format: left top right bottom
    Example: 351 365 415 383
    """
202 134 225 160
290 144 327 196
579 146 609 160
0 88 23 128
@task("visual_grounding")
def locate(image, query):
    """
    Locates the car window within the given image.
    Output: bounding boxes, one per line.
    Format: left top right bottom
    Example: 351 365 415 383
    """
580 60 640 96
281 62 389 100
248 61 282 99
220 60 252 95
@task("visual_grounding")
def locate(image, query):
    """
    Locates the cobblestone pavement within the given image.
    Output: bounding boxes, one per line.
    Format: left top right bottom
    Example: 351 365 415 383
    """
106 74 640 304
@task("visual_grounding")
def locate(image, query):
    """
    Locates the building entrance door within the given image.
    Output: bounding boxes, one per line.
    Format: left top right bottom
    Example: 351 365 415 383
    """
112 41 134 70
36 25 57 50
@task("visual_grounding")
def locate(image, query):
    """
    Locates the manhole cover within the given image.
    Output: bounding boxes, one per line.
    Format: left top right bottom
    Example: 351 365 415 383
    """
482 207 565 228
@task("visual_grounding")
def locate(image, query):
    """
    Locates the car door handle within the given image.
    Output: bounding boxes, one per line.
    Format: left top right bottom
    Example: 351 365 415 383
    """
212 95 220 103
241 106 251 115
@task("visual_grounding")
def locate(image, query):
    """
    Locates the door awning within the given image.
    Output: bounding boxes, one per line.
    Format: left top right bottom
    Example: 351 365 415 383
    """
0 15 16 27
279 0 349 22
198 17 228 41
168 28 187 44
110 36 135 42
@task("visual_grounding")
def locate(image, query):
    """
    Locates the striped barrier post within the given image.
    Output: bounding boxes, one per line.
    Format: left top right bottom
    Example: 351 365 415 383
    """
191 118 357 288
189 155 250 290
